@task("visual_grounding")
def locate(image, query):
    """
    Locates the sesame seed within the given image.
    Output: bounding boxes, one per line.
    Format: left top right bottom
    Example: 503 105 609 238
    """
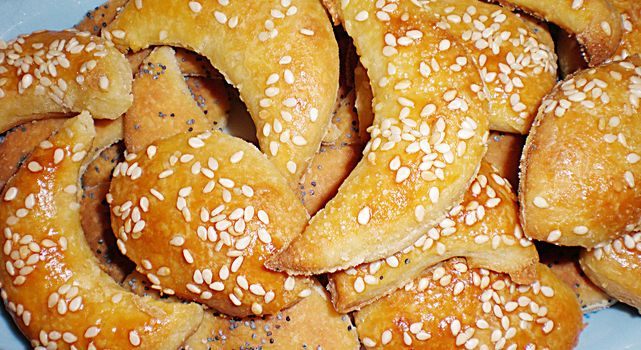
251 302 263 315
188 1 202 13
573 226 588 235
129 330 141 346
601 21 612 36
182 249 194 264
382 330 392 345
533 196 549 208
4 187 18 201
99 76 109 90
214 11 228 24
358 206 372 225
188 137 205 148
355 10 369 21
362 337 376 347
547 230 562 242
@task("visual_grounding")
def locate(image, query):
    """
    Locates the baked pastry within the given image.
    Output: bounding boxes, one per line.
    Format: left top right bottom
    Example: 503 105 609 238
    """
355 258 582 349
520 55 641 247
0 113 202 349
328 161 538 312
106 0 339 185
539 244 614 313
0 30 132 132
109 129 314 317
580 233 641 312
354 63 374 144
184 76 229 129
269 0 490 274
496 0 622 66
485 131 525 189
124 46 217 152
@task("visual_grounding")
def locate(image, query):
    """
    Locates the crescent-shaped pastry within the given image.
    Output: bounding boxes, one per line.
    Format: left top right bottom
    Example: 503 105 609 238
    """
106 0 339 184
124 46 213 152
539 244 614 313
328 161 538 313
109 130 313 317
355 259 582 349
580 233 641 312
496 0 622 66
520 55 641 248
485 131 525 189
0 30 133 132
268 0 489 274
0 113 202 349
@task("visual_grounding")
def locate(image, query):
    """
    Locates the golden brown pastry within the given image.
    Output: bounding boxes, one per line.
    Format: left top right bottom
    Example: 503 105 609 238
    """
89 117 124 161
520 55 641 247
354 63 374 144
485 131 525 189
109 130 313 317
539 244 614 312
107 0 339 184
269 0 489 274
124 46 213 152
328 161 538 312
355 259 582 349
580 233 641 312
496 0 622 66
0 30 132 132
184 76 229 131
0 113 202 349
0 119 65 190
435 0 557 134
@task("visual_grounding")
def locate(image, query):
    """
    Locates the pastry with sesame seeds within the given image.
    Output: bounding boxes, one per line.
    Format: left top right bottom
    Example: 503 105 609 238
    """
328 161 538 313
580 232 641 312
109 130 314 317
538 244 614 313
485 131 525 189
0 30 133 133
354 63 374 144
0 112 203 349
355 258 582 349
124 46 222 152
520 55 641 248
268 0 489 275
496 0 622 66
107 0 340 186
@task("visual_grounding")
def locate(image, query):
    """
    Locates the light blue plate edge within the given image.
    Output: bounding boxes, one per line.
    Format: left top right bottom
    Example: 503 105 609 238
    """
0 1 640 349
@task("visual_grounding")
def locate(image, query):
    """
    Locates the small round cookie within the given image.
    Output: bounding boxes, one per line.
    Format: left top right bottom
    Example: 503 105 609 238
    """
109 130 313 317
355 259 582 349
328 161 538 313
520 55 641 247
496 0 622 66
0 30 132 132
580 233 641 312
0 113 202 349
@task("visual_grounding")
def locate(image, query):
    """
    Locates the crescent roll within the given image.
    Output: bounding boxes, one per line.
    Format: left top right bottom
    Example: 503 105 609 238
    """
0 113 202 349
0 30 132 133
328 161 538 313
106 0 339 185
580 233 641 312
109 130 313 317
496 0 622 66
355 259 582 349
269 0 490 274
520 55 641 247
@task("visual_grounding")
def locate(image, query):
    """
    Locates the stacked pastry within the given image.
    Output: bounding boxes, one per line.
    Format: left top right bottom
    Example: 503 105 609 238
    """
0 0 638 349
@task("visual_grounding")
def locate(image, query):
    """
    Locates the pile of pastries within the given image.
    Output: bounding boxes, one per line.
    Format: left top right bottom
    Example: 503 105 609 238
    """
0 0 639 348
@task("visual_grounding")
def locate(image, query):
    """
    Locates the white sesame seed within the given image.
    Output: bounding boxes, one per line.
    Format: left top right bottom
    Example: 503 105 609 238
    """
188 1 202 13
547 230 562 242
358 206 372 225
4 187 18 201
533 196 549 209
99 76 109 90
129 330 141 346
214 11 228 24
355 10 369 21
573 226 589 235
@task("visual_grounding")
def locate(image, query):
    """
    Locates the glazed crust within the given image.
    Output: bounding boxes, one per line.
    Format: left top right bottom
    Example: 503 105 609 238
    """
0 113 203 349
0 30 133 133
496 0 622 66
355 259 582 349
539 244 614 313
610 0 641 61
580 233 641 312
268 0 489 274
109 130 313 317
107 0 339 185
328 162 538 313
124 46 213 152
485 131 525 189
520 55 641 247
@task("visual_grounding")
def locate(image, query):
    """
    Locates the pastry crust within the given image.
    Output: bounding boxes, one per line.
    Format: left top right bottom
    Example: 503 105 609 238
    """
355 259 582 349
107 0 339 184
184 76 229 131
539 244 614 313
328 161 538 313
109 130 313 317
485 131 525 189
124 46 214 152
580 233 641 312
268 0 489 274
610 0 641 61
496 0 622 66
520 55 641 247
0 30 133 133
0 113 202 349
